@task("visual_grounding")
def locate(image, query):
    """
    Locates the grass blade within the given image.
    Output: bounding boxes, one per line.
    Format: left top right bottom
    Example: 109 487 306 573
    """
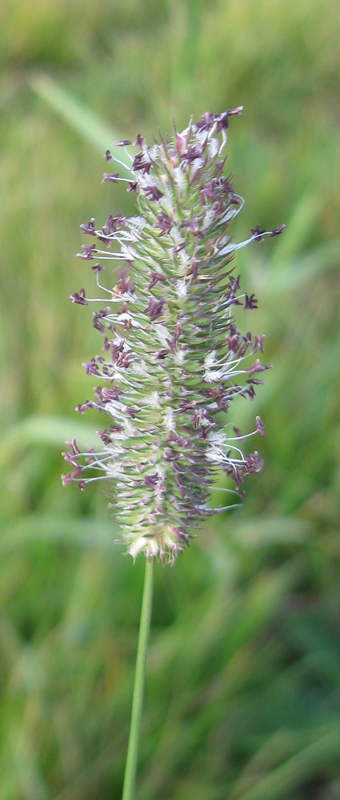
28 72 132 171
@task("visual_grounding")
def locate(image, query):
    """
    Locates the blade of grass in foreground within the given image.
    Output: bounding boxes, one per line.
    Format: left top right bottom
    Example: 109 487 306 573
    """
27 72 132 171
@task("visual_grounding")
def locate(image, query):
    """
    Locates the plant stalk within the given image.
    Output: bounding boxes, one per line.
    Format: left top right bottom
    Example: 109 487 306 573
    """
122 558 154 800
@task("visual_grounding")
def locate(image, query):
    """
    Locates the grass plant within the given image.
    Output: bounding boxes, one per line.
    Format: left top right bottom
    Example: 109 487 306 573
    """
0 1 340 798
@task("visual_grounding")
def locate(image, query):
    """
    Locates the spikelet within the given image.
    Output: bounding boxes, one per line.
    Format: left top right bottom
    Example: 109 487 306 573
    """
62 109 284 562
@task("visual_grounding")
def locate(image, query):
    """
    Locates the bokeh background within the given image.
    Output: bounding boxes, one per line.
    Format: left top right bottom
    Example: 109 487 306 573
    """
1 1 340 798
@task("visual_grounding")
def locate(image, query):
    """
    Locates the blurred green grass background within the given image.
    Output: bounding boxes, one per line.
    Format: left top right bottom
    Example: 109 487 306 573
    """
1 0 340 798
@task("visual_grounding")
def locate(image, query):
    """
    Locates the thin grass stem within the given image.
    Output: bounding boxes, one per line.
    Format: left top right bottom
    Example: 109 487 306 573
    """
122 558 154 800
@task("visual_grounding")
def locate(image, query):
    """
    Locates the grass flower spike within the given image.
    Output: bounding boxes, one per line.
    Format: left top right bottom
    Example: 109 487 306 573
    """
63 109 284 562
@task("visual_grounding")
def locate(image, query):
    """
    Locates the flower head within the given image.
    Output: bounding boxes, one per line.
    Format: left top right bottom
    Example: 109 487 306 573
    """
62 109 284 562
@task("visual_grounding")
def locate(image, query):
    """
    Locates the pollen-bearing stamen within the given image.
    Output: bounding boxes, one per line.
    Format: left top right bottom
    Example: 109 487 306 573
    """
62 109 284 562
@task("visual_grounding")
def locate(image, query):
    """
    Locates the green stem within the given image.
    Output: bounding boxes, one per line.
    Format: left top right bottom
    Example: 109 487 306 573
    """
122 558 154 800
